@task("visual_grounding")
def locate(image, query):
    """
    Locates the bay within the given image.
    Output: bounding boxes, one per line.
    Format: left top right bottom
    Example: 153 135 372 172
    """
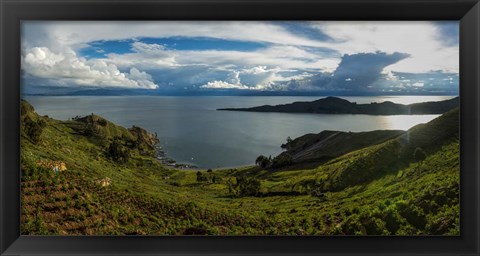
24 95 454 168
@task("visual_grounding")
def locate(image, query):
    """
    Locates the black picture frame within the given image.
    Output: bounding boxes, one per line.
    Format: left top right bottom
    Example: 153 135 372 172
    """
1 0 479 255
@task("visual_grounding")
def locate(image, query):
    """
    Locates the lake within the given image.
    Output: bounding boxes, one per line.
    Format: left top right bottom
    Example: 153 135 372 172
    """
23 95 455 168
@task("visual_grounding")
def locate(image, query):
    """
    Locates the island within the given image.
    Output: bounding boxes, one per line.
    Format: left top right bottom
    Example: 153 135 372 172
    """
218 96 459 115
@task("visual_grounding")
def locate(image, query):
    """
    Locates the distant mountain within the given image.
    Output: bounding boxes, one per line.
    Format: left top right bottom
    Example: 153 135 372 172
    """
218 96 459 115
24 87 460 97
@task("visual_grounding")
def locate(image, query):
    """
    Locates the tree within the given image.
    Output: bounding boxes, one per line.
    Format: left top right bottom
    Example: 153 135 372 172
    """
232 176 261 197
24 117 46 144
414 147 427 163
255 155 266 166
286 136 293 144
196 171 208 182
255 155 271 169
272 154 293 168
281 136 293 149
106 137 130 163
413 147 427 171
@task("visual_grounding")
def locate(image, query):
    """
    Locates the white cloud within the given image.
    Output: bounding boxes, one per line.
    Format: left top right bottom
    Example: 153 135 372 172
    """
200 69 267 90
200 66 315 91
22 47 158 89
173 47 337 72
21 21 458 93
23 22 458 74
22 21 331 52
103 41 177 69
201 80 250 90
126 67 157 88
311 21 459 73
89 42 337 90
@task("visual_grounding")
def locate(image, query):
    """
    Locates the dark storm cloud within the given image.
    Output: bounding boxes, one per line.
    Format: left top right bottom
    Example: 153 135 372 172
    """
290 52 409 92
328 52 409 90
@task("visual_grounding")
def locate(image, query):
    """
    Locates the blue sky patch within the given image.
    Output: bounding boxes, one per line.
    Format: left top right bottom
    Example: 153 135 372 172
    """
277 21 334 42
80 40 133 58
79 36 268 59
140 37 268 51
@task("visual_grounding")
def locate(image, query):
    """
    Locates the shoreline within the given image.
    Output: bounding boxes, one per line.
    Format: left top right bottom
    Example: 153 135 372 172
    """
153 145 254 171
154 145 199 169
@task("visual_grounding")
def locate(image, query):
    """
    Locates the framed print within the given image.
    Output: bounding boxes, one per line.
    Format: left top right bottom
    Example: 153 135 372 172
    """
1 0 479 255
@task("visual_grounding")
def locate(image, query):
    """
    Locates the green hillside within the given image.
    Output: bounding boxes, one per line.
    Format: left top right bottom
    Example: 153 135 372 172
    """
20 101 460 235
279 130 404 164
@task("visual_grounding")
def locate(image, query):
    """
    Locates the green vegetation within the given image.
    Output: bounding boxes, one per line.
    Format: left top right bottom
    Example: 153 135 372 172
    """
255 155 272 168
229 176 262 197
21 100 47 144
20 100 459 235
414 147 427 165
277 130 404 164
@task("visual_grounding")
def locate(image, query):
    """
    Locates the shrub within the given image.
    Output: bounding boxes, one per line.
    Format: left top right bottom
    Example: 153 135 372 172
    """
310 187 327 201
396 200 427 229
272 154 293 168
85 122 102 136
24 117 46 144
359 214 388 235
383 205 405 234
106 137 131 163
342 215 365 235
414 147 427 164
237 176 261 197
196 171 208 182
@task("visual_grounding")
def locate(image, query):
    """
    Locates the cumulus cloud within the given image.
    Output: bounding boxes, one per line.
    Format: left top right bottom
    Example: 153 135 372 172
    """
201 81 250 90
199 66 316 91
384 71 459 93
281 52 416 93
327 52 409 90
200 70 265 90
22 47 158 89
21 21 459 95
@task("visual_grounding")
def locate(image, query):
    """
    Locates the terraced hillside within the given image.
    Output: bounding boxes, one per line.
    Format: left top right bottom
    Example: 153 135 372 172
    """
20 100 460 235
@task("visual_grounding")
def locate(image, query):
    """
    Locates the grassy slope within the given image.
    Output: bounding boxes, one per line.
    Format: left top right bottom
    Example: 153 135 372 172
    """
21 102 459 235
280 130 405 163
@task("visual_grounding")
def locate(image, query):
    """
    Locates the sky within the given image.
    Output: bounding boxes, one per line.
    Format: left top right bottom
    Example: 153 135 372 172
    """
21 21 459 95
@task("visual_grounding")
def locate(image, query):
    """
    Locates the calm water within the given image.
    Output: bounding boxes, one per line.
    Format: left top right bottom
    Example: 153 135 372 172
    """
24 95 454 168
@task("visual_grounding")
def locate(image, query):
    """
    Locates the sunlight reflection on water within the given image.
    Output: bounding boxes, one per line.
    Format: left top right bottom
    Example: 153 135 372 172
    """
24 95 455 168
377 115 440 130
